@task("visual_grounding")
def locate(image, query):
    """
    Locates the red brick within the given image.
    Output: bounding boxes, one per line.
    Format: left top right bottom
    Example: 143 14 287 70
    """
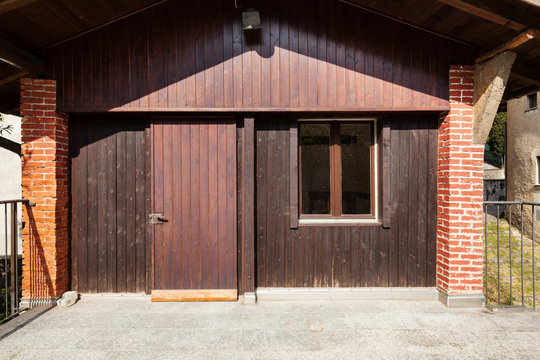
20 78 69 301
437 65 484 297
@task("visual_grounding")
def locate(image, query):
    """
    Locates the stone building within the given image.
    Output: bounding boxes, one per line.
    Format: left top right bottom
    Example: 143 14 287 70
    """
507 91 540 237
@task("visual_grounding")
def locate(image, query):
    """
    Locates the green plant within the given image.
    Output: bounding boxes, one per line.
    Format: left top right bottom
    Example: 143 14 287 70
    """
0 286 9 321
486 112 507 156
484 217 540 307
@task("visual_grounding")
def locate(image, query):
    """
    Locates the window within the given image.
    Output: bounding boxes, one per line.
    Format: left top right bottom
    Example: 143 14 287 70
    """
299 120 376 221
527 93 537 110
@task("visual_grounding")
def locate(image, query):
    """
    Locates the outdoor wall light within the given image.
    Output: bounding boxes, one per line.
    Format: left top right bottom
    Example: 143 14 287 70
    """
242 9 261 30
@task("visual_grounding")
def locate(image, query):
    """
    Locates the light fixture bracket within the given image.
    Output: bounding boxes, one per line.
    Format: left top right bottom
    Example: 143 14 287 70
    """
242 9 261 30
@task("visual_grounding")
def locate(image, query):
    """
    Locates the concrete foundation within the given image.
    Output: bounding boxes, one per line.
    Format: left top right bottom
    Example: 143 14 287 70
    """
256 287 439 301
438 291 485 308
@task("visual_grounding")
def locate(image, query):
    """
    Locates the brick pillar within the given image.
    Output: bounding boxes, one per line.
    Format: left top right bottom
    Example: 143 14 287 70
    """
437 66 485 307
20 78 69 304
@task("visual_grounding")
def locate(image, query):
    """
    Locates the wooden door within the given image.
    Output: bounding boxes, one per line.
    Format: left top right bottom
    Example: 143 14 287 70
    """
151 119 237 301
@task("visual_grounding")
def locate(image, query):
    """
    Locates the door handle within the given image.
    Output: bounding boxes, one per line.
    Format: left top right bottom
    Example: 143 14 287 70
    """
149 213 168 224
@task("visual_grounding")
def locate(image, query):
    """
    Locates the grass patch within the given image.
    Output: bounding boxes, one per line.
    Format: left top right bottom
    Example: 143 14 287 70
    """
485 218 540 307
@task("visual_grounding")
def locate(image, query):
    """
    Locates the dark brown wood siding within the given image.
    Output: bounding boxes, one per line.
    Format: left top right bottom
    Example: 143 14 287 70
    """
69 115 151 293
256 114 438 287
45 0 474 113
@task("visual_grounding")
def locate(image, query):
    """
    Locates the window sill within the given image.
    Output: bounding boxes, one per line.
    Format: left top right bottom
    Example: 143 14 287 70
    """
298 218 382 227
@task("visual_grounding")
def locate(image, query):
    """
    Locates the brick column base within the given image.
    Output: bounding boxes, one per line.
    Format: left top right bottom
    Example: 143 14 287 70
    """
20 78 69 304
437 66 485 307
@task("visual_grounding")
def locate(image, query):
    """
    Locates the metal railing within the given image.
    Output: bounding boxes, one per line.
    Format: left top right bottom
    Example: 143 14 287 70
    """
1 199 34 324
483 201 538 311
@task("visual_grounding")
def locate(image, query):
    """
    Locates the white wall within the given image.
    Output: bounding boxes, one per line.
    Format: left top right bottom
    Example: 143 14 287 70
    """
0 113 22 256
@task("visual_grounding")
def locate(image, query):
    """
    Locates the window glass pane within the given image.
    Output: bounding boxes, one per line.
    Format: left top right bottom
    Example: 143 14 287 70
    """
341 123 372 214
300 124 331 214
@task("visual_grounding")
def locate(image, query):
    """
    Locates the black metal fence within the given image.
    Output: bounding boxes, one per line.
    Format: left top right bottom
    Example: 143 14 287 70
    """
483 201 538 311
1 199 34 324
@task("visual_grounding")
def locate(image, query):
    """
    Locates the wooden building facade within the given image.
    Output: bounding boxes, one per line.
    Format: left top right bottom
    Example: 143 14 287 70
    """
22 0 480 301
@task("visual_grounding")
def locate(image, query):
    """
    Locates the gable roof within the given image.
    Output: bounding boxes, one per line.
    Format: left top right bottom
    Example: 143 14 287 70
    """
0 0 539 113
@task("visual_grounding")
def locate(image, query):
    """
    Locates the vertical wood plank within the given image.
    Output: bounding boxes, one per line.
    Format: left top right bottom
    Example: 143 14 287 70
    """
279 0 290 108
289 120 298 228
276 122 287 285
232 2 243 108
382 118 392 228
226 121 237 290
240 117 255 293
125 126 137 292
223 0 233 107
145 124 152 294
217 122 228 288
256 118 268 287
151 121 163 290
105 125 117 293
427 117 439 286
407 117 419 286
397 120 409 287
208 122 219 289
96 123 108 293
180 122 192 288
199 121 210 289
116 124 127 292
86 123 98 292
416 116 428 287
135 125 147 292
190 122 201 288
269 4 280 107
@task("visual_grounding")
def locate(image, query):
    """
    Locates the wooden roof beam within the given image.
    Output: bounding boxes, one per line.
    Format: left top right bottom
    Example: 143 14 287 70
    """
0 37 46 75
520 1 540 7
511 63 540 86
437 0 526 31
337 0 475 47
0 70 28 87
0 0 39 14
475 29 539 63
440 0 540 32
506 85 540 99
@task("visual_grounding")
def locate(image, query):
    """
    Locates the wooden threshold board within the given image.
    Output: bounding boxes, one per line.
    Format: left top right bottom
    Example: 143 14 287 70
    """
151 289 238 302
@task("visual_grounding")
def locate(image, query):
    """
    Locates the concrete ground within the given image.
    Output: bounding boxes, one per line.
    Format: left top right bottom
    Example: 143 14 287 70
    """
1 297 539 359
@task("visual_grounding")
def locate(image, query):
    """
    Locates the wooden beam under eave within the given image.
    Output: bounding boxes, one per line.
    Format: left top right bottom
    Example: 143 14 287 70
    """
520 0 540 8
506 85 540 100
511 71 540 87
475 29 538 64
437 0 526 31
0 38 46 75
511 63 540 86
439 0 540 32
0 71 28 87
0 0 39 14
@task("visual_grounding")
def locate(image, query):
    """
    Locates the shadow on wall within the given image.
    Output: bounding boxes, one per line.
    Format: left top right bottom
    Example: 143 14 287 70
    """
23 204 55 302
43 0 475 111
21 144 68 302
